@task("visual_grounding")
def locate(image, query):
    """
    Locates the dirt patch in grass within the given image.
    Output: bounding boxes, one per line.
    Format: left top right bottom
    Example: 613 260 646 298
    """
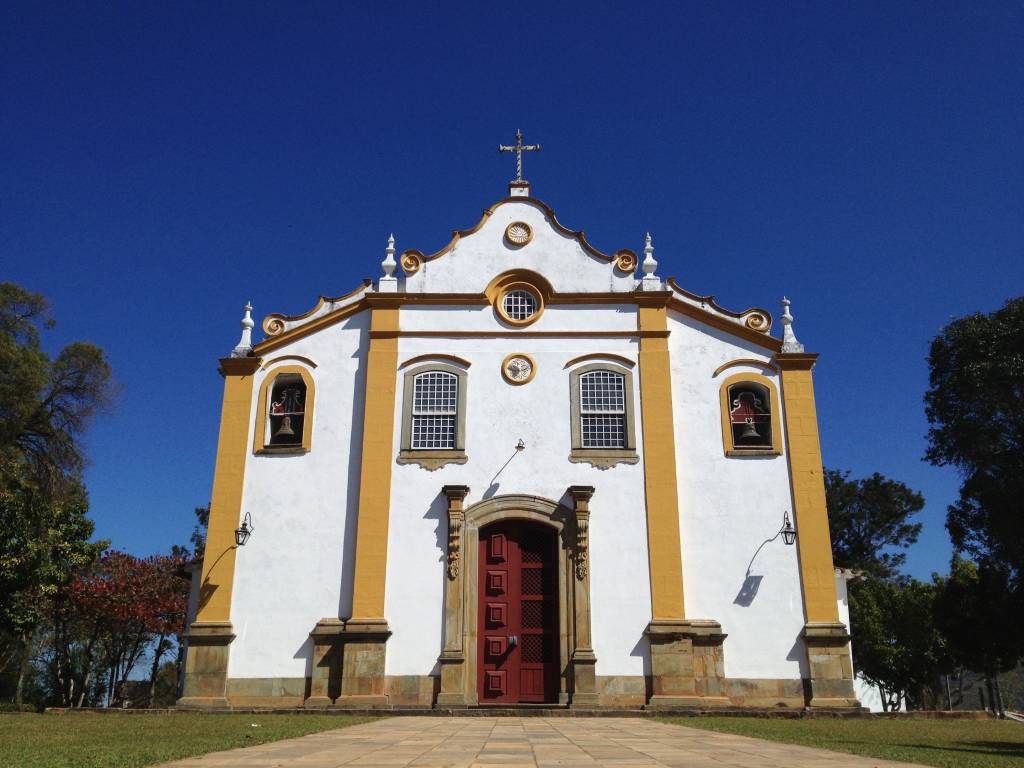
0 712 373 768
662 716 1024 768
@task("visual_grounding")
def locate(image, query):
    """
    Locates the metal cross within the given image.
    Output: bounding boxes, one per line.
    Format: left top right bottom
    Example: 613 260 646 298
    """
498 129 540 183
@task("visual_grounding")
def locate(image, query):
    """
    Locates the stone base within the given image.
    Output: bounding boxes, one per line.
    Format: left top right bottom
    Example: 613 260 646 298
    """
802 622 859 708
570 692 600 707
338 619 391 704
176 696 229 709
304 696 334 708
644 619 727 702
646 695 731 709
177 622 235 708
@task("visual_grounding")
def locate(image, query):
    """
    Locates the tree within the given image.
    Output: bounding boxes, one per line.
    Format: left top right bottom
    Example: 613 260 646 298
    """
0 282 113 484
934 556 1022 714
825 469 924 579
0 464 105 703
925 297 1024 595
848 576 951 710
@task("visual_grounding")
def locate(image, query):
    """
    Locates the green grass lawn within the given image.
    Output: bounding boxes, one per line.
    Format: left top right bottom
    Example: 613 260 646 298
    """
0 712 373 768
663 716 1024 768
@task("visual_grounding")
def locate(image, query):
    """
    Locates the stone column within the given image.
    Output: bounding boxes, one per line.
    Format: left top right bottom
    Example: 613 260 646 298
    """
568 486 599 707
437 485 470 707
336 620 392 706
803 623 859 707
305 618 345 707
178 622 235 708
644 620 729 708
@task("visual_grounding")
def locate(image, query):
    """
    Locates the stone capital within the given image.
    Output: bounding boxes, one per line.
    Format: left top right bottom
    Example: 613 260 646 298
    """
442 485 471 506
218 357 261 377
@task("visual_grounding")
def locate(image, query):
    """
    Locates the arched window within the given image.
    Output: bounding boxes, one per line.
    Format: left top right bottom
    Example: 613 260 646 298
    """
398 362 469 469
411 371 458 449
718 372 782 456
254 364 316 453
568 362 639 468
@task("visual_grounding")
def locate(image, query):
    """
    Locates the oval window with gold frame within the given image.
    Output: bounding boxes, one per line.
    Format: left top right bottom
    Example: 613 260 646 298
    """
496 284 543 326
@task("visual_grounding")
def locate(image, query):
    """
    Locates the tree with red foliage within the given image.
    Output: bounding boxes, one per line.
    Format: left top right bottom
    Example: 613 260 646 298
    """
47 550 189 706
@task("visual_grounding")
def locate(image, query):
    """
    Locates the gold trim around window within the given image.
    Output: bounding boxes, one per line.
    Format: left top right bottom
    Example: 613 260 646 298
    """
397 362 469 470
568 362 639 469
719 371 782 457
254 364 316 454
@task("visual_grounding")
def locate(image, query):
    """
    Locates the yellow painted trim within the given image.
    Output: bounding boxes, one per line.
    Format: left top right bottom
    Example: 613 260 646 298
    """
563 353 636 369
254 300 369 355
195 357 261 624
637 305 686 620
398 353 472 370
349 305 401 621
667 298 782 353
712 358 778 377
718 372 783 456
260 354 318 370
253 365 316 454
776 352 840 623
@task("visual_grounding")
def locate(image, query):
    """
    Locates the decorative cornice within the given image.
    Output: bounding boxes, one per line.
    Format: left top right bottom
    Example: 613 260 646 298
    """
712 358 779 377
218 357 261 377
666 278 773 331
401 196 626 266
262 279 372 336
399 354 472 370
261 354 318 370
774 352 820 371
563 353 636 369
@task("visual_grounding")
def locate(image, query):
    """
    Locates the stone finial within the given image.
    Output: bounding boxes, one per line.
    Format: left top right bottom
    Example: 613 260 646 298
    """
780 296 805 353
379 233 398 292
231 302 255 357
640 232 662 291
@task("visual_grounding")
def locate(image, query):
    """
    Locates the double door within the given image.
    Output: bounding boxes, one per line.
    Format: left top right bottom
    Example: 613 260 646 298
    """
477 521 558 703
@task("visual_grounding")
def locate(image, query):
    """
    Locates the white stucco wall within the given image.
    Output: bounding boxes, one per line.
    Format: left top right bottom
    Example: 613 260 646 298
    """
227 311 370 679
403 199 637 295
669 311 807 680
383 327 653 678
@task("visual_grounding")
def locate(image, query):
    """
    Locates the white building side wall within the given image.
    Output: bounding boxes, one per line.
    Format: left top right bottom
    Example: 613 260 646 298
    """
384 312 653 678
668 312 807 680
227 311 370 680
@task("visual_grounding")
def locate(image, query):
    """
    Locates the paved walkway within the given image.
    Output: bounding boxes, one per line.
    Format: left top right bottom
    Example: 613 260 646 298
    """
159 716 924 768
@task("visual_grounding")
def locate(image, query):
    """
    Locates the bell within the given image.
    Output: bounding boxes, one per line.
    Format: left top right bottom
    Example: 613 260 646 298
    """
274 416 295 439
739 419 760 441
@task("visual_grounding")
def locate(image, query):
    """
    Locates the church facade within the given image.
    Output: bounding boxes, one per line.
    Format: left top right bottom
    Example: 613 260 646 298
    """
178 175 859 710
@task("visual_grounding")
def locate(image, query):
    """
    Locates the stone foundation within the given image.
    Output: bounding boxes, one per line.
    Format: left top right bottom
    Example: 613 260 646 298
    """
803 622 859 707
177 622 234 708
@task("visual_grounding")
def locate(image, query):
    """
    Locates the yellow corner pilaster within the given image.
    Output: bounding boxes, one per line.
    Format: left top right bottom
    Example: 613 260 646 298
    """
637 300 686 620
195 356 261 624
349 303 401 620
777 353 840 623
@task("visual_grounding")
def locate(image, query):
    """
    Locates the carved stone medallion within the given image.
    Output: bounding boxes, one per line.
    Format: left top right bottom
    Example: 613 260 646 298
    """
501 353 536 385
505 221 533 246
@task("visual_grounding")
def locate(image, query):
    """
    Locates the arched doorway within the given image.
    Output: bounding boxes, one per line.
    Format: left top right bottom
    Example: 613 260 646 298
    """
436 489 597 708
478 520 559 703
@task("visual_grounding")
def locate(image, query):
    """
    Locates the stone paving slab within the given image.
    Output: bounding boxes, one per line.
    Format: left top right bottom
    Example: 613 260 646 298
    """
156 716 926 768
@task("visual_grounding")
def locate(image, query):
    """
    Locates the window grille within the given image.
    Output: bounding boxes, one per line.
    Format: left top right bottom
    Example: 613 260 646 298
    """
502 290 537 321
728 382 772 448
268 373 306 446
579 370 626 448
411 371 458 449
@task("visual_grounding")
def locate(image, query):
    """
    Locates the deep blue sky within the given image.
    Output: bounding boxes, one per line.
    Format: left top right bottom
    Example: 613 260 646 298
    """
2 2 1021 581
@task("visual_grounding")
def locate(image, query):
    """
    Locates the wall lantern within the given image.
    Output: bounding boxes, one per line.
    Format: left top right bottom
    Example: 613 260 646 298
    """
235 511 254 547
781 510 796 546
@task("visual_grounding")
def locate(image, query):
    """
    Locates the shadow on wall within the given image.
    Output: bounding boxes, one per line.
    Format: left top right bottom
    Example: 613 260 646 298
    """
424 491 448 679
337 315 370 620
787 635 811 678
733 517 790 608
294 635 313 679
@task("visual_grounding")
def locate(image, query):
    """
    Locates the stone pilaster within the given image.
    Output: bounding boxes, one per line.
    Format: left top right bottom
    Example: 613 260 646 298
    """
803 622 859 707
568 485 599 707
437 485 470 706
177 622 235 708
305 618 345 707
336 619 392 706
644 620 729 708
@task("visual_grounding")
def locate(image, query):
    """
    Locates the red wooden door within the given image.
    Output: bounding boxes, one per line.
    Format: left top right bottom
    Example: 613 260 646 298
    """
478 521 558 703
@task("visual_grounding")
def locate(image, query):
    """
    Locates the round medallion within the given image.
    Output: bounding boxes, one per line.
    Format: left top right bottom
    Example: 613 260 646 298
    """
505 221 533 246
501 353 536 385
615 250 638 273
